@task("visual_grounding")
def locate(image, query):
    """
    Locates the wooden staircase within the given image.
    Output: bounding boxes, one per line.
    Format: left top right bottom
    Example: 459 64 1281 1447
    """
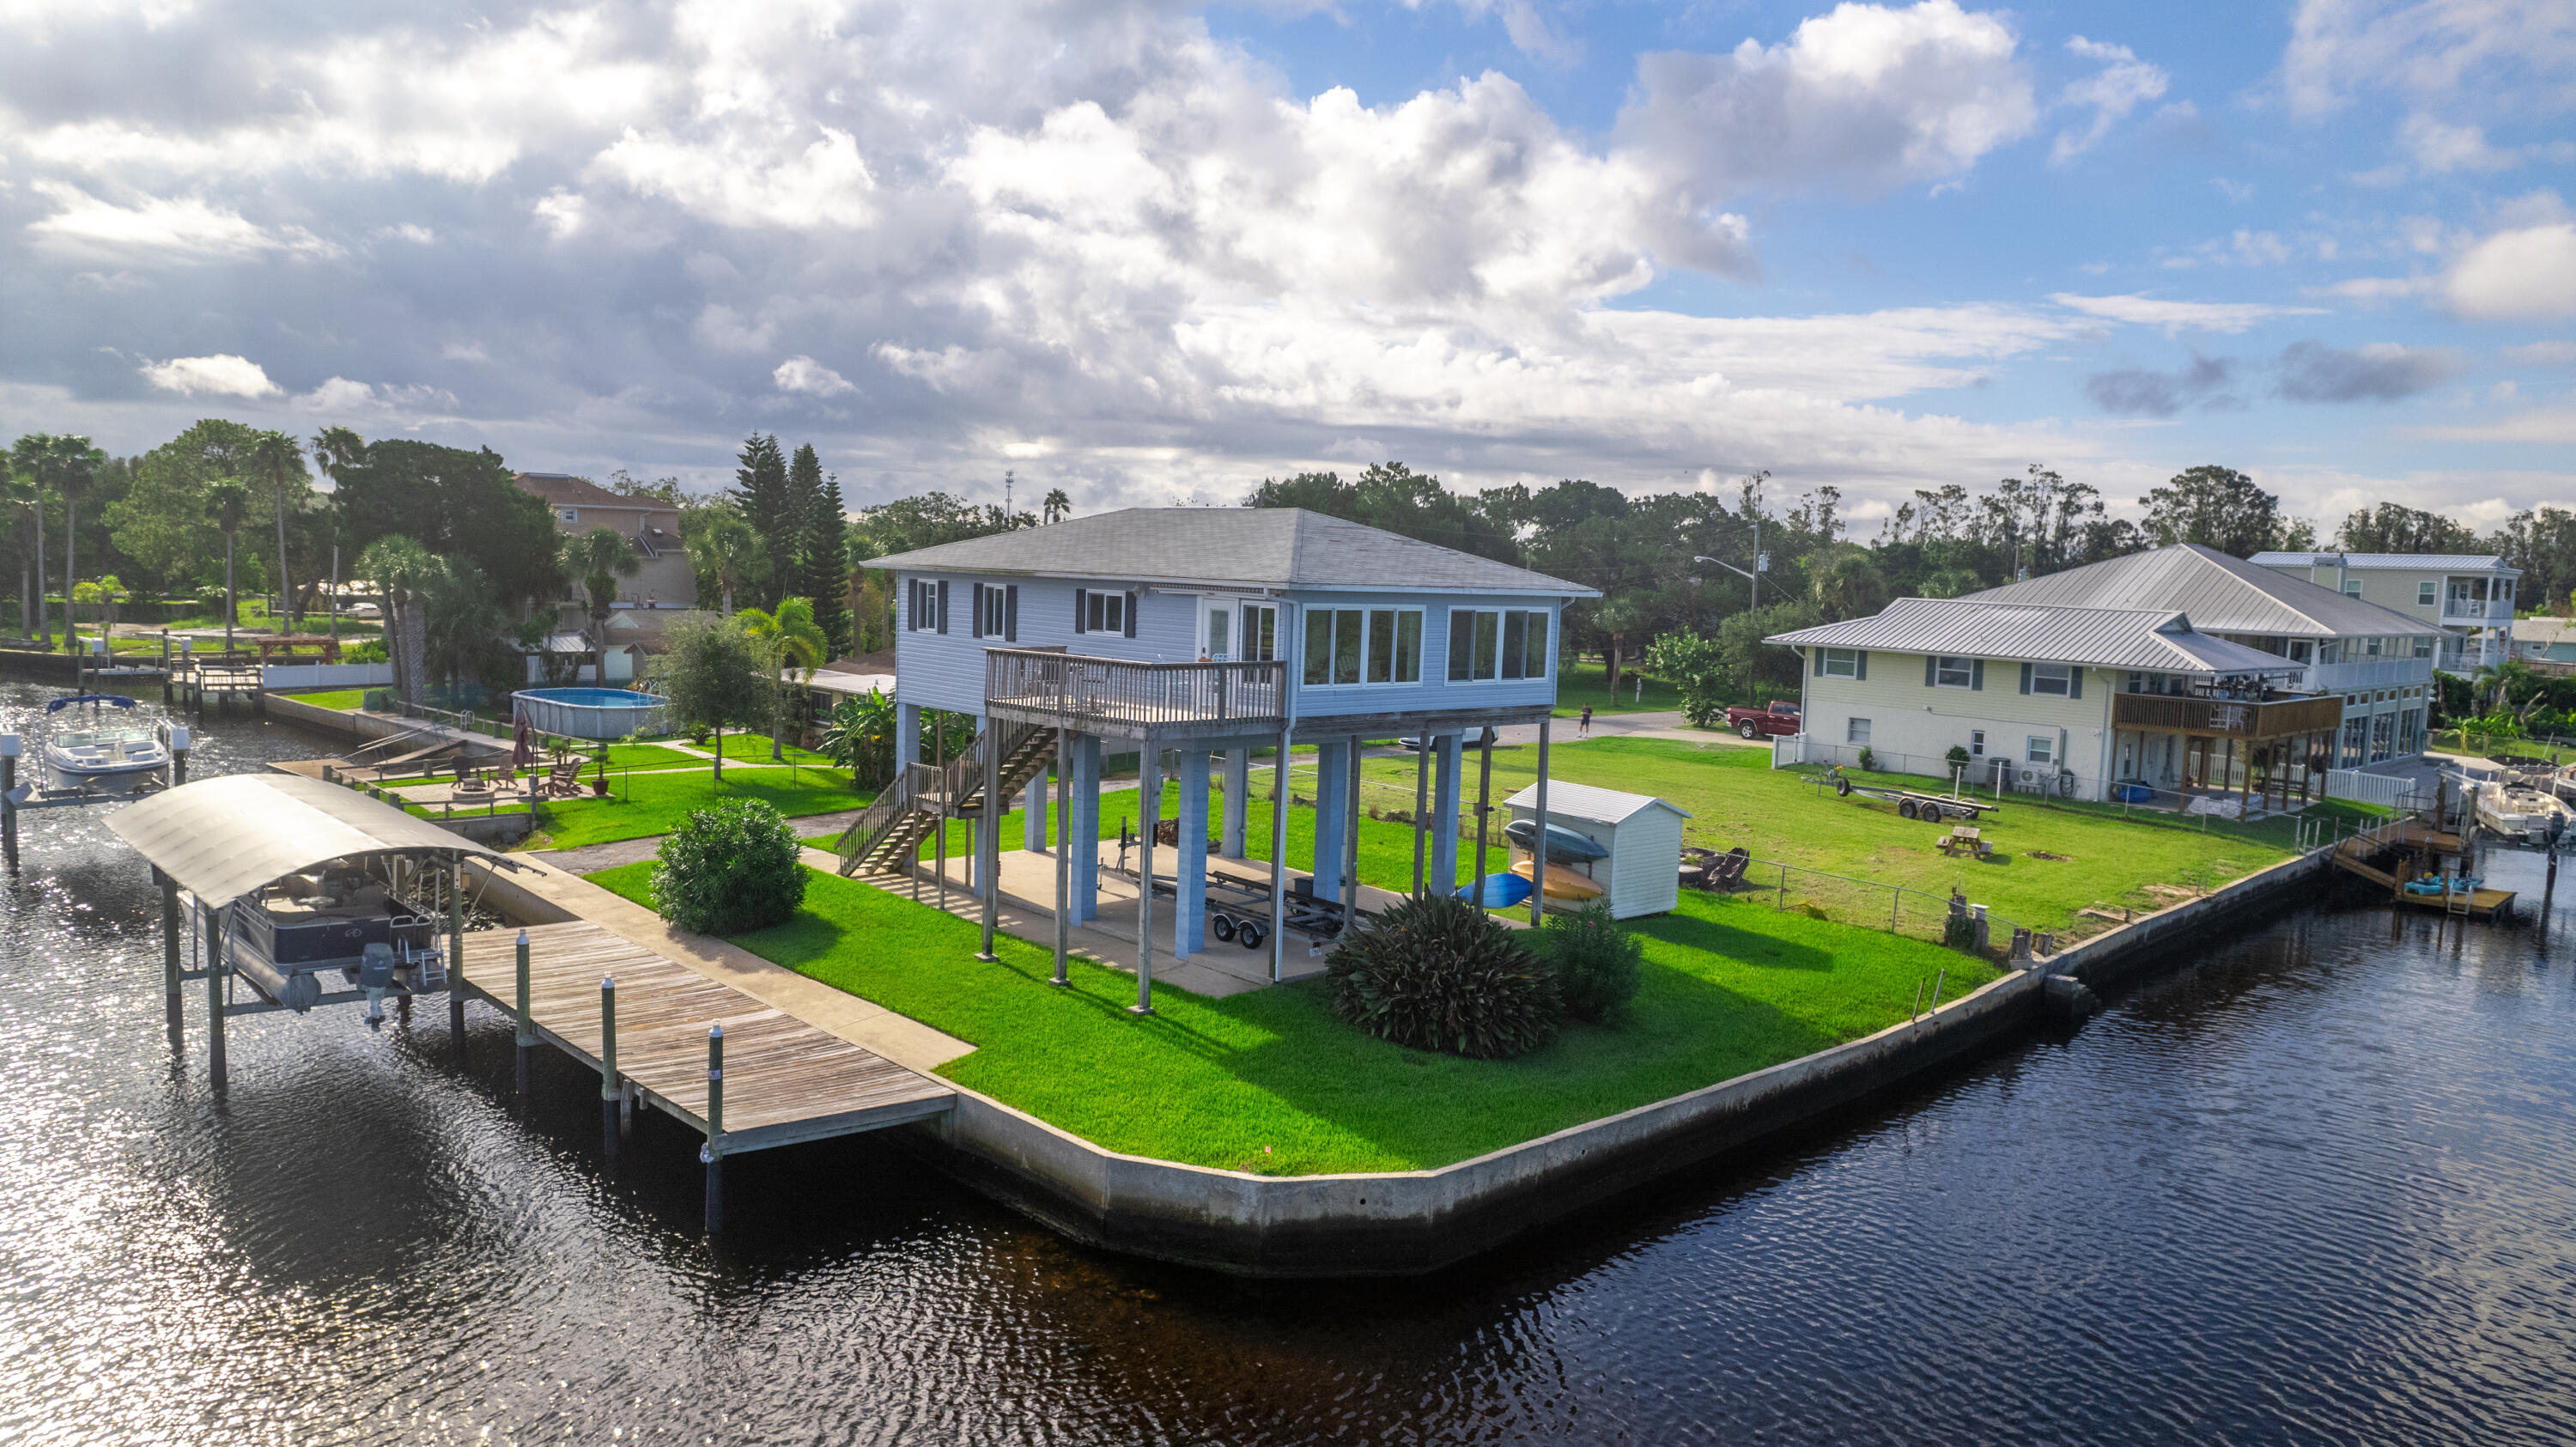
836 720 1057 877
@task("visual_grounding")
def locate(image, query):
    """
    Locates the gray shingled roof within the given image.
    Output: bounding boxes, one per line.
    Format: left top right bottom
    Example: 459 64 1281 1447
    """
1967 545 2435 637
1766 596 2304 673
865 508 1594 596
2249 550 2518 575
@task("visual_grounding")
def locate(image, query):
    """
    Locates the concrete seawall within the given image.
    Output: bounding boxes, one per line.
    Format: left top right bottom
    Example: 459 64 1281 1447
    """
904 842 2345 1277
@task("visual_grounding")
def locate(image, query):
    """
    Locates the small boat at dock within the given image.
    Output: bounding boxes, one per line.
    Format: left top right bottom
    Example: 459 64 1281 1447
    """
39 695 170 794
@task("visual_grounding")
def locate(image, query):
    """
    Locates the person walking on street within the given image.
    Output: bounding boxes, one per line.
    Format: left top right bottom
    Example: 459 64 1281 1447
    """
1578 703 1594 738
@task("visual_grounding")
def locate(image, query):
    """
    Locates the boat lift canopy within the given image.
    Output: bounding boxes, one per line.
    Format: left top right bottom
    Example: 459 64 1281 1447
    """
106 773 502 907
46 694 139 713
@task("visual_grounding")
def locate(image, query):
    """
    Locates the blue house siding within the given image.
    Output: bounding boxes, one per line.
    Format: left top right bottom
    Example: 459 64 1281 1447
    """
893 572 1564 722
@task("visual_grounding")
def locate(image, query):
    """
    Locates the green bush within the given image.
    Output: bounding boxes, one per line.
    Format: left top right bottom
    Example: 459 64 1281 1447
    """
1327 893 1559 1060
362 688 391 712
652 799 807 934
1543 902 1642 1022
343 638 389 664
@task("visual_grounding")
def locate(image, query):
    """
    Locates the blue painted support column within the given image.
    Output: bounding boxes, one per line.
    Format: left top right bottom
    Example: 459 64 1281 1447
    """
1072 734 1101 921
1024 768 1048 852
1312 739 1348 903
1176 749 1210 956
896 701 920 775
1220 747 1249 858
1432 733 1462 893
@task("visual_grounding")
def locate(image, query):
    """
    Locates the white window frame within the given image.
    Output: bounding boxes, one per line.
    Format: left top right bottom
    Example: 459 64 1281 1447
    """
2030 662 2073 696
980 586 1006 639
1083 590 1127 635
2026 735 2055 765
1241 604 1280 662
1934 656 1972 688
1444 607 1549 684
1846 717 1872 745
1970 729 1986 757
1309 605 1425 688
2418 580 2437 605
558 506 578 525
1819 648 1859 678
2343 578 2364 597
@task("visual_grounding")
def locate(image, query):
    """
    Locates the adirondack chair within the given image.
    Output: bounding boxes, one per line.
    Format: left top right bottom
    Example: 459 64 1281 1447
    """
539 761 586 798
1680 845 1752 891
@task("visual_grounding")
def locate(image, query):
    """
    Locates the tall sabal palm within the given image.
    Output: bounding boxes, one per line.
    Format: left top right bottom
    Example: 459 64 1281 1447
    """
562 526 641 684
736 596 827 761
11 434 100 652
420 556 504 695
689 510 769 616
204 477 252 654
245 430 307 629
1042 488 1072 525
355 534 438 703
309 426 363 629
1 467 37 644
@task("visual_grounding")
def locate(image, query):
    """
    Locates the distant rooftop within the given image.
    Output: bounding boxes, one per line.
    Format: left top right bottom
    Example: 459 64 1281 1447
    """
513 472 671 510
867 508 1595 597
1969 544 2435 639
2250 550 2517 575
1768 595 2301 675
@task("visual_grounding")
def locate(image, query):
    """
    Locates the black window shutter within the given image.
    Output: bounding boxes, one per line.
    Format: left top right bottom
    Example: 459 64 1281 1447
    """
970 582 985 638
1005 585 1018 641
2019 662 2032 695
1971 659 1984 690
937 581 950 635
1075 587 1087 633
1812 648 1825 677
1855 651 1868 681
2069 667 2084 700
1123 591 1138 638
1924 655 1936 687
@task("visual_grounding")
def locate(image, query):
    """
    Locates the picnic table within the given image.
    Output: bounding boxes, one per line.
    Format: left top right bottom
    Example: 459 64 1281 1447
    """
1935 825 1992 859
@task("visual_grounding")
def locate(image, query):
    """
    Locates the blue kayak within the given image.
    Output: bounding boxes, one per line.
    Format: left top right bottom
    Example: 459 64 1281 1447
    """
1502 818 1610 863
1456 872 1534 908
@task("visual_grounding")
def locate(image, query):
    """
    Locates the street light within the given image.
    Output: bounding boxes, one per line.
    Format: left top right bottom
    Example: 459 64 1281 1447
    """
1693 550 1768 613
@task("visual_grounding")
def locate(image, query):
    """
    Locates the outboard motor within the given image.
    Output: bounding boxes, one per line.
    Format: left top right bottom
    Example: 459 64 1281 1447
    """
358 942 397 1030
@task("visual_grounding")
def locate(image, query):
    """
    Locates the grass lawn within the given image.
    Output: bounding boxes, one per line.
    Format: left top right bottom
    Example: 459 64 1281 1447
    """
530 765 869 849
1550 660 1686 717
587 861 1996 1173
1356 738 2355 936
277 687 369 711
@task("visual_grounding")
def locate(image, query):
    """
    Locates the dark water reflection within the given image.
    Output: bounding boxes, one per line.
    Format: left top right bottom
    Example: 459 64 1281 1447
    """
3 683 2572 1444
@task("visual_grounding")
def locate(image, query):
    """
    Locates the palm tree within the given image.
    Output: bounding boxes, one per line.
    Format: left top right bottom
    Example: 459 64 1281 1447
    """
420 556 504 696
561 526 641 684
1 467 37 643
735 596 827 761
309 426 364 631
1042 487 1072 525
246 430 307 629
204 477 251 654
356 534 438 703
688 510 769 616
1808 545 1889 623
11 435 100 653
817 686 898 787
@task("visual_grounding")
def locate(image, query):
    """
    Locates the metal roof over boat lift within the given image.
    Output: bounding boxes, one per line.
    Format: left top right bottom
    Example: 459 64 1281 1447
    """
107 773 503 908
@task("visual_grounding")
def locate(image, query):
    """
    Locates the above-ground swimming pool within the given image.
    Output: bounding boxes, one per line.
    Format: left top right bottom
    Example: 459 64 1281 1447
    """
514 687 670 739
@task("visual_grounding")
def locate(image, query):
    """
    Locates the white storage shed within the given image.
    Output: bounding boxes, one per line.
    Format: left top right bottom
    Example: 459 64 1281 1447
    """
1503 781 1691 920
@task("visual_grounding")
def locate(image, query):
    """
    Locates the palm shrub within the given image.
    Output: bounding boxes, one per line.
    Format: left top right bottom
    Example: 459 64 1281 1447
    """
1542 902 1641 1022
652 799 806 934
1326 893 1560 1060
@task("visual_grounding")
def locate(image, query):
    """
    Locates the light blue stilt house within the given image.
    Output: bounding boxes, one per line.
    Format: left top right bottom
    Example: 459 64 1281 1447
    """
837 508 1595 1011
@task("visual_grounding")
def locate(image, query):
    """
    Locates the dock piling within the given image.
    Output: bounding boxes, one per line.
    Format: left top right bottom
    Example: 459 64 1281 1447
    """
2 737 18 872
447 854 467 1060
160 872 185 1056
206 909 228 1091
513 930 532 1103
703 1024 726 1233
599 976 621 1157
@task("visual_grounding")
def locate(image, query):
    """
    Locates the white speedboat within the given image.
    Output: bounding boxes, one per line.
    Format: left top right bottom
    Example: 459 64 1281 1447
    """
2474 781 2570 846
41 695 169 793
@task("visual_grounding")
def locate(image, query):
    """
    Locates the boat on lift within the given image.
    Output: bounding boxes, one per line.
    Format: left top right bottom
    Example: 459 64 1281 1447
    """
40 694 170 794
2472 779 2571 847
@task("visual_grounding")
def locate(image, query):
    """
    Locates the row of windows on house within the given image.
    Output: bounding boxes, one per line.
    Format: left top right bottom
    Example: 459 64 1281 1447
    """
1814 648 2084 696
1841 708 2427 771
902 584 1550 688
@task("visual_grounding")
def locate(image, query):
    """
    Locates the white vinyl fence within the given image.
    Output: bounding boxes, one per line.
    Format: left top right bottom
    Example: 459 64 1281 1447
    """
2324 769 2413 808
263 662 394 690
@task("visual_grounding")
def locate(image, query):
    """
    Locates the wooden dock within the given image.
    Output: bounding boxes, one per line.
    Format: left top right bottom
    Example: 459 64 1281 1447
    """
453 921 955 1158
2329 821 2513 919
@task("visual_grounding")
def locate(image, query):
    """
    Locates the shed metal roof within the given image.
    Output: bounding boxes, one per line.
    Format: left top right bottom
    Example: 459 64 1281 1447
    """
2250 550 2518 575
1502 781 1691 825
866 508 1595 597
1966 545 2436 638
107 773 499 908
1765 596 2304 673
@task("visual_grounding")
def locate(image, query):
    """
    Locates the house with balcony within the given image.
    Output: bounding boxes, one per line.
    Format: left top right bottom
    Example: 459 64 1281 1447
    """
838 508 1595 1005
1770 544 2440 815
2250 550 2518 675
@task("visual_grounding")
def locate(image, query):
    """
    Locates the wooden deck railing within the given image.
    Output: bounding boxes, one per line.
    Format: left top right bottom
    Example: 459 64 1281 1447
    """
983 649 1285 731
2111 692 2344 739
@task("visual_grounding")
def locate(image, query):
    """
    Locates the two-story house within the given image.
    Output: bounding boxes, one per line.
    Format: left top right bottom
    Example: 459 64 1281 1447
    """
2250 550 2519 674
1771 544 2439 815
511 472 699 683
849 508 1595 1006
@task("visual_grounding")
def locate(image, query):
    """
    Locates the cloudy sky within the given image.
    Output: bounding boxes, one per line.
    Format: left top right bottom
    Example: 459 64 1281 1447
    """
3 0 2573 531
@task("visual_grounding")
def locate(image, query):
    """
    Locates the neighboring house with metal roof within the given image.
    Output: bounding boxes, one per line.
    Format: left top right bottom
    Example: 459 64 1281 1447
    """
848 508 1599 1002
2511 616 2576 673
2250 550 2518 674
1767 544 2438 814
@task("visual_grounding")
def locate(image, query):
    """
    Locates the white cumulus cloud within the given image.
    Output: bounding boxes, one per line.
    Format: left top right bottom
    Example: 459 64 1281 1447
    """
2052 36 2168 163
2446 222 2576 320
137 353 282 398
774 356 858 396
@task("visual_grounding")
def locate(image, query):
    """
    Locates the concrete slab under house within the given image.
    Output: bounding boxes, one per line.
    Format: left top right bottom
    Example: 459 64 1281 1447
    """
1770 544 2442 819
832 507 1599 1010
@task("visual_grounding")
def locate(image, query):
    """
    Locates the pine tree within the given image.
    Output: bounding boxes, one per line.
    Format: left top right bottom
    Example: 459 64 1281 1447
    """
728 434 793 608
799 449 854 660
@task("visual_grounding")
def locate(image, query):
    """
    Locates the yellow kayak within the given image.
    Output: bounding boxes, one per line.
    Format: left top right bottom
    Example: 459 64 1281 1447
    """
1510 860 1605 900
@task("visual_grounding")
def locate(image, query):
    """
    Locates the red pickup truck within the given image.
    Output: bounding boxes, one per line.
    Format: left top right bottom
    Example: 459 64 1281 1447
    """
1724 701 1802 739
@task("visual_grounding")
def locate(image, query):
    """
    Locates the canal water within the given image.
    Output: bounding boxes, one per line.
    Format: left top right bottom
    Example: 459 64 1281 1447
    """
3 686 2572 1444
